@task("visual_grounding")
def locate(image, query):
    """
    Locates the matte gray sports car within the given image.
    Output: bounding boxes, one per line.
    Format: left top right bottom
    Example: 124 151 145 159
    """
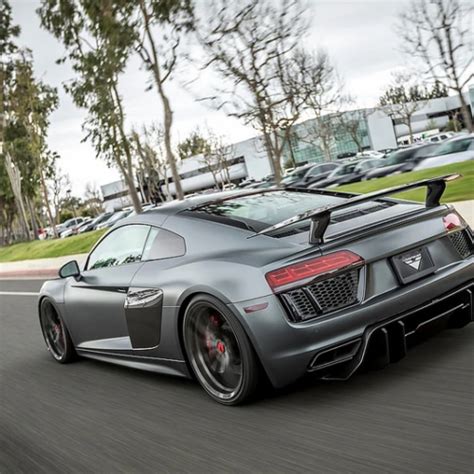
39 174 473 404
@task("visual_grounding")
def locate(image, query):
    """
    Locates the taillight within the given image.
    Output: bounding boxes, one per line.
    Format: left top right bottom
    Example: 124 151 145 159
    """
265 250 363 292
443 212 462 231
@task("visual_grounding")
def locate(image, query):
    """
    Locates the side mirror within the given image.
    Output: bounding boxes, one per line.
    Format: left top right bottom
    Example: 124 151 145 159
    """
59 260 81 279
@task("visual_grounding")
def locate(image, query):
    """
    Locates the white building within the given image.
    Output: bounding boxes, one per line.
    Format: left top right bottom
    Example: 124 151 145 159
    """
99 88 473 203
100 180 132 212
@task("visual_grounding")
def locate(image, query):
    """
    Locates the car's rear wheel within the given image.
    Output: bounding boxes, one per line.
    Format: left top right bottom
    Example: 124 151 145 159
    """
39 298 76 363
183 295 259 405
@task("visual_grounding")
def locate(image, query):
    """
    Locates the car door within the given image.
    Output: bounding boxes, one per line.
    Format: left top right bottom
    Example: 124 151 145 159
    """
125 226 186 354
62 224 151 350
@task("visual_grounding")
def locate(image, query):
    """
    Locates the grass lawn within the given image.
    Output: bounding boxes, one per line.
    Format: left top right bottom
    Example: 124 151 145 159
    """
0 229 107 263
337 161 474 202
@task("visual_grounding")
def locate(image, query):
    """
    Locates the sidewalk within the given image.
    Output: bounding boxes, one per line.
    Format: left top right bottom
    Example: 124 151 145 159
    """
0 254 87 279
0 200 472 279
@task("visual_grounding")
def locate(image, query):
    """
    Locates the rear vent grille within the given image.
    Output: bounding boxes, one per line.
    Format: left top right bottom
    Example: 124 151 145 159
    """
448 230 472 259
280 270 360 322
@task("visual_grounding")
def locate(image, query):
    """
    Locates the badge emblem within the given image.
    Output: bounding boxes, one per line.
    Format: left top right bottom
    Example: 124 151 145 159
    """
403 253 422 270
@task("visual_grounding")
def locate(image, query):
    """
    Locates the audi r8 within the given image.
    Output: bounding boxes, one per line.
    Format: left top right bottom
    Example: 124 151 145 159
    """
39 174 473 405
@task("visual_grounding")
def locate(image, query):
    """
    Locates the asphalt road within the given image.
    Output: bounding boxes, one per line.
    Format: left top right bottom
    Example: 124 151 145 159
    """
1 279 473 473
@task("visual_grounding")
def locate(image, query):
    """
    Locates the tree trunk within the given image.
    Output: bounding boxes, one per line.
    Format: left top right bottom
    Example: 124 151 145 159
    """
26 198 39 240
262 131 281 183
457 89 473 132
39 165 58 238
4 152 31 240
407 118 414 144
138 0 184 200
110 83 142 213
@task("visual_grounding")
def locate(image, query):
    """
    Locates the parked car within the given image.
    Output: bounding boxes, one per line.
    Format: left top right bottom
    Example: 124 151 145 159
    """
244 174 276 189
95 209 133 230
280 164 315 187
309 159 384 188
78 212 114 233
424 132 455 143
237 178 257 188
415 134 474 171
336 152 357 160
365 143 441 180
56 217 86 238
355 150 385 159
282 162 339 188
39 176 473 404
61 217 92 238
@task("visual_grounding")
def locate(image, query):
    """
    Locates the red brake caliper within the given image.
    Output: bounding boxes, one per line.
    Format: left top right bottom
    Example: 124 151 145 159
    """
206 313 222 353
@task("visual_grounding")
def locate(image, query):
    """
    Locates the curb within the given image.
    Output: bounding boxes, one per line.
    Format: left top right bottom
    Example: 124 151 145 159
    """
0 268 58 279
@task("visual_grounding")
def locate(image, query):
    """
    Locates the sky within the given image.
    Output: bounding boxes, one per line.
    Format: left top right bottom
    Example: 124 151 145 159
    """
11 0 412 196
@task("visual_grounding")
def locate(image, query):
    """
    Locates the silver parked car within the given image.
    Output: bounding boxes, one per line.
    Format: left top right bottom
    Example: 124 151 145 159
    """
415 134 474 170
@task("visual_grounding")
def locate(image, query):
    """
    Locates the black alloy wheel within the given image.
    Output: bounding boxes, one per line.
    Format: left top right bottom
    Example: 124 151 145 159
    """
183 295 259 405
39 299 76 363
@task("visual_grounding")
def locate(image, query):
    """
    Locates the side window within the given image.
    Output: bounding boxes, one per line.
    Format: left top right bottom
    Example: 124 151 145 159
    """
87 225 150 270
309 165 323 176
142 227 186 261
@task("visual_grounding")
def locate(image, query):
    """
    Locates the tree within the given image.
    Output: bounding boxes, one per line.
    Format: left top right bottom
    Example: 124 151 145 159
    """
177 128 211 160
131 124 172 203
130 0 194 200
337 107 369 153
426 80 449 99
197 0 312 183
9 53 59 237
0 156 17 244
83 182 103 216
1 0 31 240
294 49 345 161
38 0 143 213
398 0 473 131
199 130 234 189
378 71 431 143
48 163 70 224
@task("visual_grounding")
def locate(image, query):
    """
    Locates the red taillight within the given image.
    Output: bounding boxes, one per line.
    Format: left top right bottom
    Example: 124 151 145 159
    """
265 251 363 292
443 212 462 231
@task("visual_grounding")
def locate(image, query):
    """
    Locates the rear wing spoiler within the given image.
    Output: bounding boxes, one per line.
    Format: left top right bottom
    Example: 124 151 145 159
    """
250 174 460 244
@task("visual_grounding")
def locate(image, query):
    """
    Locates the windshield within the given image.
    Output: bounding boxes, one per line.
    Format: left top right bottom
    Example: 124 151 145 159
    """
413 144 440 158
195 191 344 230
434 137 473 156
282 166 311 183
108 211 129 223
386 148 416 165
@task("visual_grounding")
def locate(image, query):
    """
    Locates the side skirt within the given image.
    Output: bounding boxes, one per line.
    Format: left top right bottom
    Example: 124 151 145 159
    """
76 348 191 379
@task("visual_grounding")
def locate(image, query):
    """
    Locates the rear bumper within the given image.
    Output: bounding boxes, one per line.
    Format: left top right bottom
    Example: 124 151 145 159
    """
232 258 473 388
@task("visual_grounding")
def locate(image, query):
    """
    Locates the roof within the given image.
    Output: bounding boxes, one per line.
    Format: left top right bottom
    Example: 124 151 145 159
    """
146 189 284 216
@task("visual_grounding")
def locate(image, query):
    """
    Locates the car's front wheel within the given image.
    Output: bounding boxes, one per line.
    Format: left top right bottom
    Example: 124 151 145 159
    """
39 298 76 363
182 295 260 405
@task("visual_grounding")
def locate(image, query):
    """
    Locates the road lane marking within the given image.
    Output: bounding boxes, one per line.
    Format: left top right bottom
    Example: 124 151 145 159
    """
0 291 39 296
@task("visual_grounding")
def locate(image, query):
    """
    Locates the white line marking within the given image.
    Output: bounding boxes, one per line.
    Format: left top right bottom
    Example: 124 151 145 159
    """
0 291 39 296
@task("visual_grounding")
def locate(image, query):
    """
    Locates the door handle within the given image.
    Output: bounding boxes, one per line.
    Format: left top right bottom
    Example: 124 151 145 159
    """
124 288 163 309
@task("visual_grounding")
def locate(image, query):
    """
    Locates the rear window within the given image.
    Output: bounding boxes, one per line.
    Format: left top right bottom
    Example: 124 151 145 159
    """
192 191 344 231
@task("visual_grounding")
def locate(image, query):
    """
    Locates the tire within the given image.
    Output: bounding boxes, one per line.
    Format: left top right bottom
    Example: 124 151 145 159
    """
39 298 77 364
182 295 260 405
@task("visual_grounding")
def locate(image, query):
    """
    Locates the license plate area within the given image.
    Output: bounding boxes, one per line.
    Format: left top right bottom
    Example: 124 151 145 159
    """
391 247 436 284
